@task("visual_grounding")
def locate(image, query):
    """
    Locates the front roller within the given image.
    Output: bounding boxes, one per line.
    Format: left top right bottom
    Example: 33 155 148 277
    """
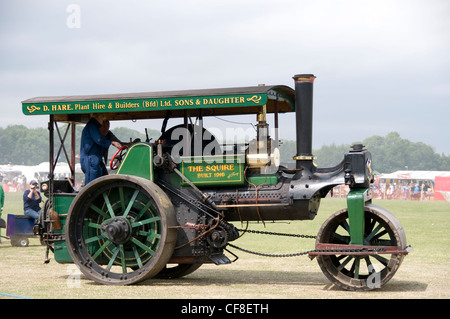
65 175 177 285
315 204 408 291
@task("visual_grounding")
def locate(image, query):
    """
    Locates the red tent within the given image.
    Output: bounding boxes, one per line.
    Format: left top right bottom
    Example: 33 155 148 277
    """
434 176 450 201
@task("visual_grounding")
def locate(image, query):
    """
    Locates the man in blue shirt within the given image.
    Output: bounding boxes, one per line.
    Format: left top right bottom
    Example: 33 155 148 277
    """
80 114 121 185
23 180 42 220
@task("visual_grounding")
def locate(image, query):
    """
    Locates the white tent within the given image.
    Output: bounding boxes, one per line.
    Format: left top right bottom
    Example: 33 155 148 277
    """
378 170 450 182
0 162 82 183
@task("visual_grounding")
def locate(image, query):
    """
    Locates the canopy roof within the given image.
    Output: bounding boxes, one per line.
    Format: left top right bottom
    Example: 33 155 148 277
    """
22 85 295 123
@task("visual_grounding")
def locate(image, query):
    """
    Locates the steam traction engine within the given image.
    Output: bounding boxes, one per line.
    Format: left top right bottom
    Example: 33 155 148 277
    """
22 74 410 290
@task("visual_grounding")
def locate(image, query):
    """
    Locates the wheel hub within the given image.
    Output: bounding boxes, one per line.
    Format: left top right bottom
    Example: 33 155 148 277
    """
101 217 131 244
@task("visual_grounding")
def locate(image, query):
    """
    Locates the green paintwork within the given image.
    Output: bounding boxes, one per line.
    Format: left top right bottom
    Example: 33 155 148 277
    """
52 195 75 263
346 188 370 245
247 174 278 186
54 240 72 263
22 93 267 116
116 143 154 181
180 155 245 186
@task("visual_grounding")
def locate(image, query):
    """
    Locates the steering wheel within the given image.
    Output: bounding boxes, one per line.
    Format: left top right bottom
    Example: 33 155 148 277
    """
110 145 129 170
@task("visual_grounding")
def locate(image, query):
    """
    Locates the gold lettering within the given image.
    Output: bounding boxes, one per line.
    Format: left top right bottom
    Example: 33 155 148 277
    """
201 96 246 105
115 102 139 109
75 104 90 111
160 100 172 107
205 164 235 172
143 100 158 108
93 103 106 110
188 165 203 173
175 99 194 106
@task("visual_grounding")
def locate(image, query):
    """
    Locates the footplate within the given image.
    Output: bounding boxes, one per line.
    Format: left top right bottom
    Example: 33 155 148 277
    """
209 253 232 265
308 243 412 258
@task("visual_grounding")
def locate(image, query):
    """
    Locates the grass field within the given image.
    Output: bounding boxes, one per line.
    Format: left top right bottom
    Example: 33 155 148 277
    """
0 191 449 300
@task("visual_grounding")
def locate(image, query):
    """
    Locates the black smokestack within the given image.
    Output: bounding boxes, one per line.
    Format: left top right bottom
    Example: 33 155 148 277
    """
293 74 316 170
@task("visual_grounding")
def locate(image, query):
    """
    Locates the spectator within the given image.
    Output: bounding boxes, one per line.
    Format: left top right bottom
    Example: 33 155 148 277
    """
23 180 42 221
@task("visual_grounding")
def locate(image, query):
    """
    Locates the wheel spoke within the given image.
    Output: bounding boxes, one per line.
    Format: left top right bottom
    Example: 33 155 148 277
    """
135 200 155 221
339 220 350 233
331 232 349 243
102 192 115 217
137 230 161 239
92 239 112 260
365 217 376 234
337 256 353 271
119 187 126 212
86 221 102 229
372 254 389 266
132 216 160 228
85 234 105 244
106 245 120 271
365 224 383 242
351 257 360 279
119 245 127 273
131 236 155 256
132 245 143 268
365 256 374 273
372 229 388 241
90 204 109 219
123 189 140 218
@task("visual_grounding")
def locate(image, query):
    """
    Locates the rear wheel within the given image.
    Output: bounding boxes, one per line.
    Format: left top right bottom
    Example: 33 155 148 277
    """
316 204 406 291
66 175 177 285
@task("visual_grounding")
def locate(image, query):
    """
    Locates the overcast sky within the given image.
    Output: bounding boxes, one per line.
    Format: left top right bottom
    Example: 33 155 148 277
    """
1 0 449 155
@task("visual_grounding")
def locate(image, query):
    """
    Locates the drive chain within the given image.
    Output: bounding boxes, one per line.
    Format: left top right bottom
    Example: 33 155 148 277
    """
236 228 316 239
228 243 386 258
231 228 386 258
231 227 317 257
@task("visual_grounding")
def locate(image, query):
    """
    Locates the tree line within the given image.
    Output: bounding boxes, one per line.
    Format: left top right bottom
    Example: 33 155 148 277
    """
0 125 158 166
0 125 449 173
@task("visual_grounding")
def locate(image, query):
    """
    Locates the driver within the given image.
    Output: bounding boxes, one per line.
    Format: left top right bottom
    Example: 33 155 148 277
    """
99 119 122 175
80 114 121 185
99 120 141 172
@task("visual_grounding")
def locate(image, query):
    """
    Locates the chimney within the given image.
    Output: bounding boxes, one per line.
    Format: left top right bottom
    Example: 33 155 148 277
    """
292 74 316 170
